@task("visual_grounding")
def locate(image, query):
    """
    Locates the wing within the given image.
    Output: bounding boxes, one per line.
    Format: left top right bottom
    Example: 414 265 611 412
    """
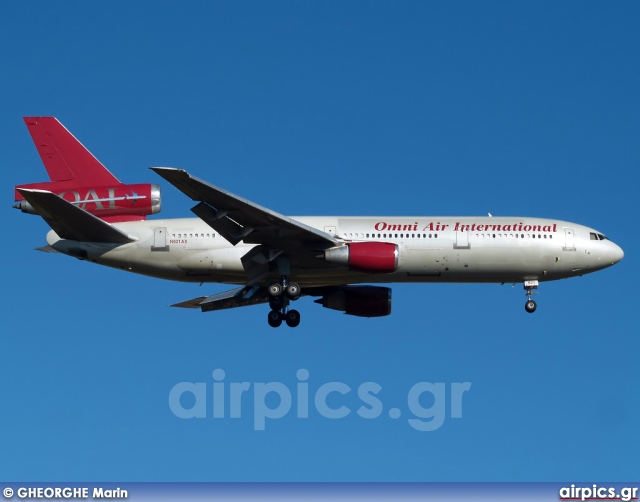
17 188 135 244
171 286 271 312
151 167 338 250
170 285 392 318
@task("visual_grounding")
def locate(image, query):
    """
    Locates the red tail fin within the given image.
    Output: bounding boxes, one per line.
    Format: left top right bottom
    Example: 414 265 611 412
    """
15 117 161 222
22 117 120 185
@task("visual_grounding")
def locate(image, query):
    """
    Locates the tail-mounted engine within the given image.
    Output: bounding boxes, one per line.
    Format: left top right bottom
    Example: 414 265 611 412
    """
14 183 161 222
315 285 392 317
324 242 398 273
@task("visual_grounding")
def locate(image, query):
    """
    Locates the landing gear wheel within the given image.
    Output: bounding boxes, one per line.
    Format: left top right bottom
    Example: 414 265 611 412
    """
267 310 283 328
269 296 285 310
285 309 301 328
266 271 302 327
523 280 539 314
286 283 301 299
268 283 283 297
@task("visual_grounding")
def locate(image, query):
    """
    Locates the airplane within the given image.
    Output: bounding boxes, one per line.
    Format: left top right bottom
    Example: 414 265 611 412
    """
14 117 624 328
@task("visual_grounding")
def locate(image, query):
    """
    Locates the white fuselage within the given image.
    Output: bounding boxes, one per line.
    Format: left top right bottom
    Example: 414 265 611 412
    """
46 215 624 286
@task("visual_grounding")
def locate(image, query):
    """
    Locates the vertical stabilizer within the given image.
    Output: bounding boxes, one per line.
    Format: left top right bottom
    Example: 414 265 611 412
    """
23 116 120 185
15 117 161 222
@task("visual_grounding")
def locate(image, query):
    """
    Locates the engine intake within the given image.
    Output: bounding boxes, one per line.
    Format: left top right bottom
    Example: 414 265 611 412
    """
324 242 398 273
315 285 392 317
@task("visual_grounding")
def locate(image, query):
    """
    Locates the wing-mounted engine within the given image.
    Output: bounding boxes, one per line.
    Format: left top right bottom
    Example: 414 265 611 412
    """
315 285 392 317
14 183 161 222
324 242 398 273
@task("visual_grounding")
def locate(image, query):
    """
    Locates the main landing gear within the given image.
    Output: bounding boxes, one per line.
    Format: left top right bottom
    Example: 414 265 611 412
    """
267 278 302 328
524 280 538 313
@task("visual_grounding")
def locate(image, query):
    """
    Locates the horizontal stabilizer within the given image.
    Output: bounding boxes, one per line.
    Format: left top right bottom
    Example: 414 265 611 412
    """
17 189 135 244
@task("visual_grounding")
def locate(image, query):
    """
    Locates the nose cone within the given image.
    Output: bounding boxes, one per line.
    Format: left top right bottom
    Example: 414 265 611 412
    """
610 242 624 265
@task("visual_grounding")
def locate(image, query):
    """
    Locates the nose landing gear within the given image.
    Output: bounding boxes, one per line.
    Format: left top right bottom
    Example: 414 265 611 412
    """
524 280 538 313
267 278 302 328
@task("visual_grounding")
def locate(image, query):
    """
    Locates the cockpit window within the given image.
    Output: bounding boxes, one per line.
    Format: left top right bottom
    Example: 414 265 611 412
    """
597 233 607 240
590 233 598 240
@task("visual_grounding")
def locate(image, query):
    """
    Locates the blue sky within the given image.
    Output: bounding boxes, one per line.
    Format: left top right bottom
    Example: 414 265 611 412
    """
1 1 638 481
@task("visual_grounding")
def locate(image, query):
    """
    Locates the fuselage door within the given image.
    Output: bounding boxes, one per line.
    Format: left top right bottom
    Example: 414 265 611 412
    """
564 228 576 251
152 227 170 251
454 230 470 249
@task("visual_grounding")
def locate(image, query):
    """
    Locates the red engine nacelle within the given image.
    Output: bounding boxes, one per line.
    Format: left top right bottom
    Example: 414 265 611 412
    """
14 182 161 222
315 285 392 317
324 242 398 273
